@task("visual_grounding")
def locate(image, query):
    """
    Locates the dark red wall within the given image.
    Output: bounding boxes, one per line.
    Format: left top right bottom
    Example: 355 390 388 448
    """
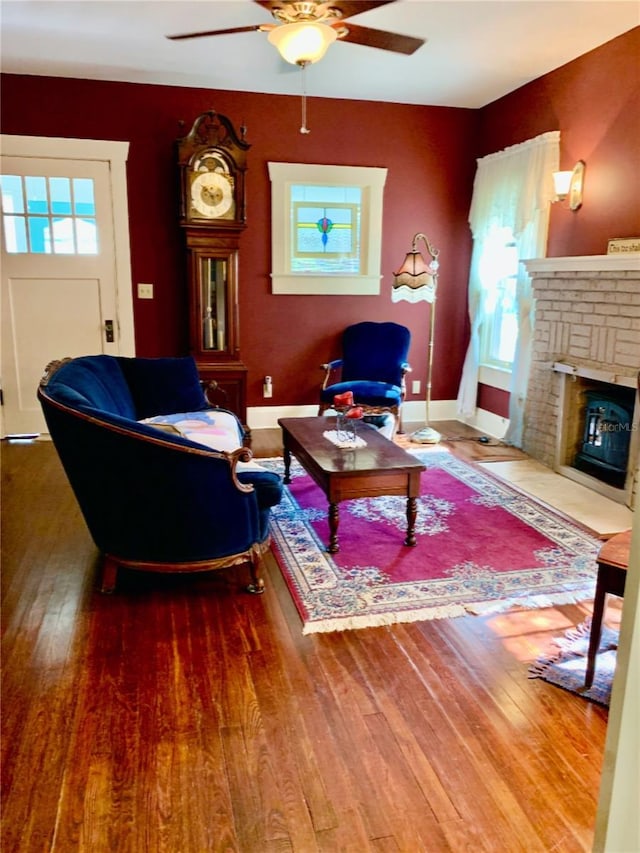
0 75 477 408
478 26 640 258
1 27 638 414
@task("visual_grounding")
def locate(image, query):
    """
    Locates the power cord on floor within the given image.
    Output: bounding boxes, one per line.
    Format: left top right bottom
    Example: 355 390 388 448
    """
438 436 506 446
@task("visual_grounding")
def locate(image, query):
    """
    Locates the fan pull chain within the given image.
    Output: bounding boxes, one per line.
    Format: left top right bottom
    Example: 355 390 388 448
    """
299 61 311 134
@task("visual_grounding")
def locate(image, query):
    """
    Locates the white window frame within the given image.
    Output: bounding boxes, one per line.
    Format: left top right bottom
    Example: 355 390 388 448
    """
478 364 511 392
268 162 387 295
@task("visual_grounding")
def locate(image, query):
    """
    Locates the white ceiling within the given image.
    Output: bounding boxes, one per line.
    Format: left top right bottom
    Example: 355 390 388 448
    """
1 0 637 108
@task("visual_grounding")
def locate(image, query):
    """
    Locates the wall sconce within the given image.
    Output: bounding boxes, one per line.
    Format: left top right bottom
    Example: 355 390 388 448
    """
552 160 585 210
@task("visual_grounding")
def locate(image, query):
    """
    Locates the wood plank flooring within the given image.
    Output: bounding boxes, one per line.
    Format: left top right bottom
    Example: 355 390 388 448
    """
1 432 610 852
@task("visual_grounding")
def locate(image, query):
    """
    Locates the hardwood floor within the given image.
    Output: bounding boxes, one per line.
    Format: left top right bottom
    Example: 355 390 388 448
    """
1 433 610 852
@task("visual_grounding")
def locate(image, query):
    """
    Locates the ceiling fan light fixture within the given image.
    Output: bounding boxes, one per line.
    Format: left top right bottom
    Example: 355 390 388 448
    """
268 21 337 65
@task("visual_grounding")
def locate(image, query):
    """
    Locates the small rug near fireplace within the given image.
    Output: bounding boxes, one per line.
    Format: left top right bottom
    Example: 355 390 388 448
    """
395 432 530 464
263 449 601 634
529 620 617 707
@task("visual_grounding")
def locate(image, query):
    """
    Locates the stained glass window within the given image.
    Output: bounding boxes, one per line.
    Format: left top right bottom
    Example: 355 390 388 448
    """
290 185 361 274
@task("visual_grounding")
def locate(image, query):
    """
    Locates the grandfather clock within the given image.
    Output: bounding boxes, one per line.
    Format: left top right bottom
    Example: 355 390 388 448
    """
176 109 250 425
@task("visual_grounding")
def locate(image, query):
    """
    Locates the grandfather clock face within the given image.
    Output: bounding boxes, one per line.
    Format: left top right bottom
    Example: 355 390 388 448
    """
188 151 236 222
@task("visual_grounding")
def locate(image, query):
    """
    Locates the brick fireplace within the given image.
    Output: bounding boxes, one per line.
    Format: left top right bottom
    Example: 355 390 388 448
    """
523 254 640 508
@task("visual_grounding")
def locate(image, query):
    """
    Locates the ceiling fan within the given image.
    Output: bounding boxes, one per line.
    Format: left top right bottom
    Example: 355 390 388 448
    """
167 1 425 66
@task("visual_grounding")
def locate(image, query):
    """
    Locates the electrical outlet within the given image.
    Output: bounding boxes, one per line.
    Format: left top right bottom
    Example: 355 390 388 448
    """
137 283 154 299
412 380 421 394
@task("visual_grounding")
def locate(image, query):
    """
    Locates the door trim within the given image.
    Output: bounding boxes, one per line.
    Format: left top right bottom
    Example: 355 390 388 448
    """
0 134 135 356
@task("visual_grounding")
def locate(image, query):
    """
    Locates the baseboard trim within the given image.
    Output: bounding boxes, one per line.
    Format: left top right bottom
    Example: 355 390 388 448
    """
457 407 510 440
247 405 319 430
247 401 509 438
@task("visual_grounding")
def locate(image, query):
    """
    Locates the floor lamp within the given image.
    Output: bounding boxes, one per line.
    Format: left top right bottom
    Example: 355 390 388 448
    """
392 232 441 444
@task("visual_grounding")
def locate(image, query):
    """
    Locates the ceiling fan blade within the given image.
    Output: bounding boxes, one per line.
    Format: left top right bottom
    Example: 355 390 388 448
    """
337 23 424 55
167 24 270 41
328 2 396 19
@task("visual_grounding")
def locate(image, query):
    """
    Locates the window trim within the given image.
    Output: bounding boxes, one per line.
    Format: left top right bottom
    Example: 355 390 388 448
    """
478 364 511 392
268 162 387 295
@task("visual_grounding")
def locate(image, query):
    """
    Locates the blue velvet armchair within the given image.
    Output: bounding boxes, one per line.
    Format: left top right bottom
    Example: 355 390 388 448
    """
38 354 282 594
318 321 412 432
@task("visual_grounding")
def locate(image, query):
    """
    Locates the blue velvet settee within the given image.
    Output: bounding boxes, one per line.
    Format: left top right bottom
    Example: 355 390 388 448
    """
38 355 283 594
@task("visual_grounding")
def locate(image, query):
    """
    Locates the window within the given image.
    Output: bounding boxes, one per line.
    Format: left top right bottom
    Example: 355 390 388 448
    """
457 130 558 439
268 162 387 294
478 226 519 371
291 184 361 273
0 174 98 254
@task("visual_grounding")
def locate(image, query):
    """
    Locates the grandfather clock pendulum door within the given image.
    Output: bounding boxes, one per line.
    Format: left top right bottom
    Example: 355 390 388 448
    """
177 109 250 425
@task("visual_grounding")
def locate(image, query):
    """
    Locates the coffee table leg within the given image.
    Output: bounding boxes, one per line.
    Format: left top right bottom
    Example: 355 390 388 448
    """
328 502 340 553
405 496 418 546
283 444 292 484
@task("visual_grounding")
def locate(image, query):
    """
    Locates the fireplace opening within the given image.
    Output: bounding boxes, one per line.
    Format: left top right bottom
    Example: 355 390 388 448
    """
573 385 636 489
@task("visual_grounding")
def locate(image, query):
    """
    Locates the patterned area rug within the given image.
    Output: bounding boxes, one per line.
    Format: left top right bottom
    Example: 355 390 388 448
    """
529 620 617 707
263 449 601 634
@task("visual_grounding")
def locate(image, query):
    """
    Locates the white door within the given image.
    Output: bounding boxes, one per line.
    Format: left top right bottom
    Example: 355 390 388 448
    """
0 137 134 436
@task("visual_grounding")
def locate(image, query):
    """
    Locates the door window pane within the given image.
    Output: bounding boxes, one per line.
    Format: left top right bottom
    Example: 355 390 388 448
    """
52 217 76 254
2 215 27 252
0 175 24 213
73 178 95 216
49 178 73 215
75 218 98 254
28 216 51 254
0 174 98 255
25 176 49 214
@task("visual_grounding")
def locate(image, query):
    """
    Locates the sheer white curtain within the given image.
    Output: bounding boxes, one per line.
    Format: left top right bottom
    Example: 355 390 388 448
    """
456 131 559 445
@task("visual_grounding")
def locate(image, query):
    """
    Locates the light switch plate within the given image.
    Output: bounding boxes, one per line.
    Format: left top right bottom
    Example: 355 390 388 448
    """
138 283 154 299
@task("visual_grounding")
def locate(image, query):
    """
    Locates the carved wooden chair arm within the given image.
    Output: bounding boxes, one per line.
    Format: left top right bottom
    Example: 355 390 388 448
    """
200 378 229 408
320 358 343 391
225 447 256 493
400 362 412 399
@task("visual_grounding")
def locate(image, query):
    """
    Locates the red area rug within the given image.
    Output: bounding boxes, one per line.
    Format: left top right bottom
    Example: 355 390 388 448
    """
265 449 601 634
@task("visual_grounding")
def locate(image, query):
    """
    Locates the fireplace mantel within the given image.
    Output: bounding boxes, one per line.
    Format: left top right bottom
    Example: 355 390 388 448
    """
525 253 640 273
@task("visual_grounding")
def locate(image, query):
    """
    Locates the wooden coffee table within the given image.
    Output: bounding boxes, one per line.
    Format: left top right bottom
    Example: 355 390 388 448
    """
278 416 426 553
